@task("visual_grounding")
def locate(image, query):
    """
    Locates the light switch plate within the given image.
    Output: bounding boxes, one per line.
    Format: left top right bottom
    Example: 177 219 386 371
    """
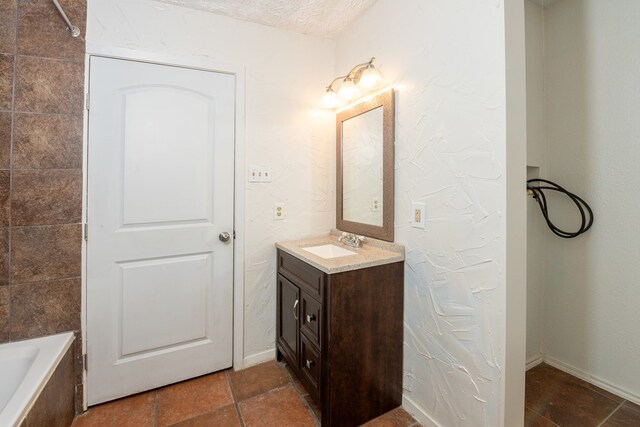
412 202 426 229
248 165 272 183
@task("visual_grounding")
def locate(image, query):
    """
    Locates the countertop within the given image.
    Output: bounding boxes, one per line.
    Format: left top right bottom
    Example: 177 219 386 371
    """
275 229 404 274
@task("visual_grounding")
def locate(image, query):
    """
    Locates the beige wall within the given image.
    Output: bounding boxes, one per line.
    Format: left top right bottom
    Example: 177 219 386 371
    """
542 0 640 401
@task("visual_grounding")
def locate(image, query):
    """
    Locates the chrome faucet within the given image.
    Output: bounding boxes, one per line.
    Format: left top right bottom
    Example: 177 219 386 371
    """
338 232 365 248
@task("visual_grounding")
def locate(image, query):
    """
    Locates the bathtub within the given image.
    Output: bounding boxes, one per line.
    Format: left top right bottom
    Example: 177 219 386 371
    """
0 332 75 427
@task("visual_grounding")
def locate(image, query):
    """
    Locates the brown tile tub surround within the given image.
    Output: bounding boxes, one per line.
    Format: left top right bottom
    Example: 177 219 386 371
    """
1 0 86 414
11 224 82 283
525 363 640 426
0 227 8 285
0 1 18 54
17 0 86 62
11 169 82 225
72 360 422 427
0 54 13 110
21 341 76 427
13 113 83 169
0 111 10 168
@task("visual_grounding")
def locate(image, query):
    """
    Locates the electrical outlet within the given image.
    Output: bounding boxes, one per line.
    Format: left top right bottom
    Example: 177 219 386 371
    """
274 203 285 220
412 202 426 229
371 197 380 212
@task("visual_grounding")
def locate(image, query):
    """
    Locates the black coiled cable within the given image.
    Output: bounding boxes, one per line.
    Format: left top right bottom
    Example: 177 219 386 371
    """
527 178 594 239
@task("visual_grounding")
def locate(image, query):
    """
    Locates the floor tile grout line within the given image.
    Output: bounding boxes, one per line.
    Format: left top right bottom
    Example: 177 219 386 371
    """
224 369 249 427
225 370 239 403
525 405 560 426
153 390 159 427
596 400 625 427
234 402 247 427
279 362 320 426
538 363 625 405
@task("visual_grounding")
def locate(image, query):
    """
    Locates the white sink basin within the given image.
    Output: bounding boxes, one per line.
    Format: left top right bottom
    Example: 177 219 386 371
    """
302 244 357 259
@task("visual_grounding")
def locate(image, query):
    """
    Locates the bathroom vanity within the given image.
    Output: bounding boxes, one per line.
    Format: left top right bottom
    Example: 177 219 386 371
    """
275 232 404 426
276 88 400 425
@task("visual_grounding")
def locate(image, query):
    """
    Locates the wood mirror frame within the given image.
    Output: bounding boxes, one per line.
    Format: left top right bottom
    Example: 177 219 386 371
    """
336 89 395 242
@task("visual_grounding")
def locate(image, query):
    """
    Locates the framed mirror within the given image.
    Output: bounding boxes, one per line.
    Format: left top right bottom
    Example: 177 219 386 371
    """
336 89 394 241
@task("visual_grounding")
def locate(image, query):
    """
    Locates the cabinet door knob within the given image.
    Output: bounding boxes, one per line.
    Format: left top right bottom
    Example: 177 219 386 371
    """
293 299 299 320
306 359 314 369
306 314 316 323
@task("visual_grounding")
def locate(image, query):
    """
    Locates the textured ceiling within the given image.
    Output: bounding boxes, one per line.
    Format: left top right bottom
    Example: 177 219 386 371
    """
156 0 379 37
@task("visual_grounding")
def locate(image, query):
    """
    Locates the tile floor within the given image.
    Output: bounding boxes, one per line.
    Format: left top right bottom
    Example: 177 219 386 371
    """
525 363 640 427
72 360 420 427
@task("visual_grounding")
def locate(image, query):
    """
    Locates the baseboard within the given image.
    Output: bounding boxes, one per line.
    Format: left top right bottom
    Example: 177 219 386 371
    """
402 394 443 427
544 356 640 405
241 348 276 369
526 354 544 371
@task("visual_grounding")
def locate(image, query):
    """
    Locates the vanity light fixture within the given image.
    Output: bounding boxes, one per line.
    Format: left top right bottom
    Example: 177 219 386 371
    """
337 77 359 101
321 57 385 109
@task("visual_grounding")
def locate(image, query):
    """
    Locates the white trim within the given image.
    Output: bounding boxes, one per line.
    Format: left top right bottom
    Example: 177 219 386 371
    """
82 46 247 405
81 52 90 412
242 349 276 369
232 60 247 372
544 356 640 405
526 354 544 371
85 44 243 78
402 394 443 427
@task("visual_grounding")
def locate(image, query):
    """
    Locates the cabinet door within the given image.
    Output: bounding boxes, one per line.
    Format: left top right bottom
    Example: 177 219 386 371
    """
277 274 300 367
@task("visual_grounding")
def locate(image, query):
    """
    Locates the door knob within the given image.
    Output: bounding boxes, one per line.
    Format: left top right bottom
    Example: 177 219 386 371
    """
219 232 231 243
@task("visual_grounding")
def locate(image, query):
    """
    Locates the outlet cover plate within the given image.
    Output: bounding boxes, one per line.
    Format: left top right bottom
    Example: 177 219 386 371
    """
412 202 426 229
274 203 285 220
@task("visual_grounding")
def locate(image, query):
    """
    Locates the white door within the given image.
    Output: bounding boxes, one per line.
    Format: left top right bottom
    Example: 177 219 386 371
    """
86 57 235 405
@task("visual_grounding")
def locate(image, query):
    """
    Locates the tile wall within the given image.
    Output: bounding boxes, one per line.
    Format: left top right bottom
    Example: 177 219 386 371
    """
0 0 85 412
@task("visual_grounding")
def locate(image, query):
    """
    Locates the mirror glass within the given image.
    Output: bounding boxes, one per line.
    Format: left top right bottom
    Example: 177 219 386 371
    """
336 89 394 241
342 106 384 226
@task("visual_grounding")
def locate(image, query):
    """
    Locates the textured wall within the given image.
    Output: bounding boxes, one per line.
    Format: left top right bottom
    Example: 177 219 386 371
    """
86 0 336 363
542 0 640 400
0 0 85 411
335 1 510 425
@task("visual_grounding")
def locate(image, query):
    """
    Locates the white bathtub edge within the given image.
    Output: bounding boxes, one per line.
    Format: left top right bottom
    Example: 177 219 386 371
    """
1 332 75 427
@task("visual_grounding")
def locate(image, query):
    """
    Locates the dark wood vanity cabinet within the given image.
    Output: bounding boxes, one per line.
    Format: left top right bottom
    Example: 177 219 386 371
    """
276 249 404 427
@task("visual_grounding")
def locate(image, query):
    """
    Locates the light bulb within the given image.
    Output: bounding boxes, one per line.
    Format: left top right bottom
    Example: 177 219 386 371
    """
357 65 383 89
338 78 359 101
321 87 344 109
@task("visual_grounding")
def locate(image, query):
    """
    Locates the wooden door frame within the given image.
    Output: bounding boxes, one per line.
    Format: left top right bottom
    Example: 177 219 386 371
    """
82 47 246 411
